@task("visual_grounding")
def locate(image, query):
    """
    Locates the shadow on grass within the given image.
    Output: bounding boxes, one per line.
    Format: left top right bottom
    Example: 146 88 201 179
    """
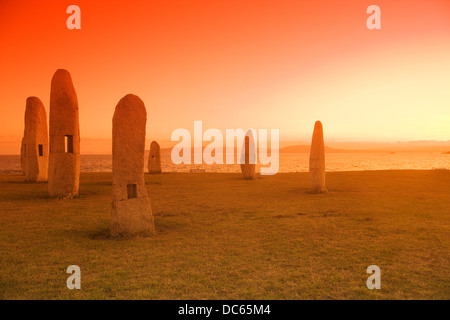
285 187 314 195
2 179 47 185
153 210 191 217
88 228 161 241
87 227 153 240
86 218 189 240
88 228 111 240
0 192 52 201
273 214 297 219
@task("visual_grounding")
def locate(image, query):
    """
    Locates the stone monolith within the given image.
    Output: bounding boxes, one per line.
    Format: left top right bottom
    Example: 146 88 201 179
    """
309 121 327 193
23 97 48 182
111 94 155 237
240 130 256 180
148 141 161 174
48 69 80 198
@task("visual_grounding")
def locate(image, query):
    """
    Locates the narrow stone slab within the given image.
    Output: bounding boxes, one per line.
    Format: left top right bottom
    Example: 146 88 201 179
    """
23 97 48 182
148 141 161 174
240 130 256 180
48 69 80 198
309 121 327 193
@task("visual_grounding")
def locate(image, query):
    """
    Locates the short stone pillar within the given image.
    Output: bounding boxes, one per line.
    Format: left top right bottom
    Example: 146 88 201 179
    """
148 141 161 174
23 97 48 182
309 121 327 193
240 130 256 180
48 69 80 198
111 94 155 237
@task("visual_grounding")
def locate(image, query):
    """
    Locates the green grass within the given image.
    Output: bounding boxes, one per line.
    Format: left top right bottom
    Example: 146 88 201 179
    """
0 171 449 299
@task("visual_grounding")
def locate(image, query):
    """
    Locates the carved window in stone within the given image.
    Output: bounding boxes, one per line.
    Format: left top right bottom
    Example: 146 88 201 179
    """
65 135 74 153
127 184 137 199
38 144 43 157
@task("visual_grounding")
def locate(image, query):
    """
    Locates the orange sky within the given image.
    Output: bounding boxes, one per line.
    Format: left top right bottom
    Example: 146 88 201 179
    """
1 0 449 154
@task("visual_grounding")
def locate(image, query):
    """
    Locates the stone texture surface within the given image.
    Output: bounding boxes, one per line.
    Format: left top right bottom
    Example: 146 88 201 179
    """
240 130 256 180
148 141 161 174
23 97 48 182
111 94 155 237
309 121 327 193
48 69 80 198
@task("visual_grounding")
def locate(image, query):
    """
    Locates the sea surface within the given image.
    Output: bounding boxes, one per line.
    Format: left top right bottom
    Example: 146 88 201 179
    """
1 152 449 173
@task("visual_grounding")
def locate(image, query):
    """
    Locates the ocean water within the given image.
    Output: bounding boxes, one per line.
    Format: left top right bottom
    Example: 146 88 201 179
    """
1 152 449 173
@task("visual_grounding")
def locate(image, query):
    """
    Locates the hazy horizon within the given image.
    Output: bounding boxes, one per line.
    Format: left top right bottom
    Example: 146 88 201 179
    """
1 136 450 155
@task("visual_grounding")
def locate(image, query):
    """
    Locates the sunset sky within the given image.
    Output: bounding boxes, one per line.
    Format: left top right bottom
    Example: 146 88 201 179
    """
1 0 449 154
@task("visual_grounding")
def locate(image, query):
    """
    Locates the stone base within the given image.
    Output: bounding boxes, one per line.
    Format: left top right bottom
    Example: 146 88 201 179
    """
48 153 80 198
309 168 326 194
240 164 256 180
25 157 48 183
310 186 328 194
111 197 155 237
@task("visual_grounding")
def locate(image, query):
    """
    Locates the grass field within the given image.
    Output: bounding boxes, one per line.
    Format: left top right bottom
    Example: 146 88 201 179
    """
0 171 449 299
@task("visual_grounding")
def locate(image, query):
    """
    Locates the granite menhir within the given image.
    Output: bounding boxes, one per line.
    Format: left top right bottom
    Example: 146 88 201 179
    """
48 69 80 198
111 94 155 237
309 121 327 193
240 130 256 180
23 97 48 182
148 141 162 174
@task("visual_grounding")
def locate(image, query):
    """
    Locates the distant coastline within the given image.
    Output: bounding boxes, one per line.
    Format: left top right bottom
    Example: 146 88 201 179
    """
2 152 449 174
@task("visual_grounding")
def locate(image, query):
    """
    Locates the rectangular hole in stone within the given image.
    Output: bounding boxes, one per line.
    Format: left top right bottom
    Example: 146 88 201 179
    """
24 144 26 157
38 144 43 157
127 184 137 199
65 135 73 153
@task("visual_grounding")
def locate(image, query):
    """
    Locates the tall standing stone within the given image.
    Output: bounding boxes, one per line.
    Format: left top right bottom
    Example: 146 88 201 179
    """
240 130 256 180
148 141 162 174
111 94 155 237
309 121 327 193
48 69 80 198
23 97 48 182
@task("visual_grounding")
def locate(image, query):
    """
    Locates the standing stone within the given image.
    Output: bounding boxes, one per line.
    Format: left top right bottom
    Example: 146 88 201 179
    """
240 130 256 180
20 137 26 176
23 97 49 182
111 94 155 237
48 69 80 198
309 121 327 193
148 141 162 174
